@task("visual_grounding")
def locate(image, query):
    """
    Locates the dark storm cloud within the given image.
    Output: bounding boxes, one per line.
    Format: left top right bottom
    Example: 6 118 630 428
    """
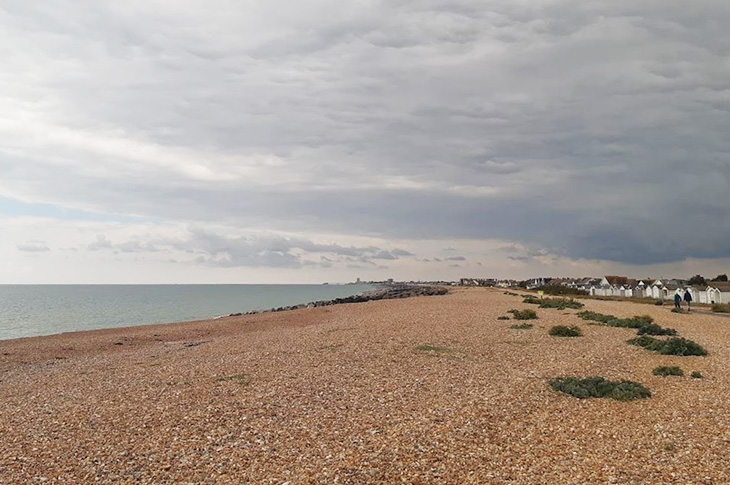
1 0 729 266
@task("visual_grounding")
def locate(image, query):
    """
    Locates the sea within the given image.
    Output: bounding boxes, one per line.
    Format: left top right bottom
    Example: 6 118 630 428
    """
0 284 375 341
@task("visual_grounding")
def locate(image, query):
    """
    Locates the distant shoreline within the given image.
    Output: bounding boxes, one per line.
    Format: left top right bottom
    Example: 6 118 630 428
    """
0 283 378 341
226 284 449 317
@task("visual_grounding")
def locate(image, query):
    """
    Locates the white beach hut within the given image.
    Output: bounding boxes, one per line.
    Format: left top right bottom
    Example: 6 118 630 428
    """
707 283 730 304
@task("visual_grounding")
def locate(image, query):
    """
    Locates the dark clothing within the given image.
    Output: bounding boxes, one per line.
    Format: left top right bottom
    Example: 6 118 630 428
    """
674 294 682 309
684 291 692 311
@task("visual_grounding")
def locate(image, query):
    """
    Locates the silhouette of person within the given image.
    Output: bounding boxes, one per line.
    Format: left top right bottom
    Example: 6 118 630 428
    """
674 292 682 310
684 289 692 312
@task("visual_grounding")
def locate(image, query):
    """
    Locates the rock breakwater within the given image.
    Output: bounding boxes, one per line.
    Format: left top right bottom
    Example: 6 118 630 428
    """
227 285 449 317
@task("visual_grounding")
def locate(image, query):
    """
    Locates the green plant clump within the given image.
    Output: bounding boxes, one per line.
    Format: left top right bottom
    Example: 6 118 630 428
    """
712 303 730 313
497 316 510 320
628 336 708 356
508 309 538 320
691 371 703 379
522 296 541 305
577 310 617 324
217 374 251 386
578 311 676 336
416 344 454 354
538 298 585 310
652 366 684 377
636 322 678 336
510 323 533 330
523 296 584 310
548 325 582 337
549 377 651 401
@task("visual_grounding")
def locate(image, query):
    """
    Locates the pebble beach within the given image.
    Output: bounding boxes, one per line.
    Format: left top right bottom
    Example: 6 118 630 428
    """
1 288 729 484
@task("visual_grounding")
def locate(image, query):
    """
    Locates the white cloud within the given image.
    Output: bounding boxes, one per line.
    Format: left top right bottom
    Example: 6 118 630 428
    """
17 240 50 252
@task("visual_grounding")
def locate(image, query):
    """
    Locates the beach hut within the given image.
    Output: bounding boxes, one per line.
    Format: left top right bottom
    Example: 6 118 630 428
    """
623 279 638 298
650 283 663 300
661 283 681 301
685 286 702 303
635 279 654 298
707 282 730 304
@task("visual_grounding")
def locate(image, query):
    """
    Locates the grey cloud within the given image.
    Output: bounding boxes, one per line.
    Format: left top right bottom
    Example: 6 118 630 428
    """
473 160 521 175
87 235 112 251
372 251 396 260
83 228 413 268
446 256 466 261
117 241 160 253
17 241 50 252
2 1 730 267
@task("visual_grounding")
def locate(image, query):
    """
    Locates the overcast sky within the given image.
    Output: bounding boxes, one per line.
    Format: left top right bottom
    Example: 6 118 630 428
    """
1 0 729 283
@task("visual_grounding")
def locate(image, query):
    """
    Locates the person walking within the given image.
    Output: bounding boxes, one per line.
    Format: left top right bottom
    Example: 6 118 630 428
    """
674 292 682 310
684 289 693 312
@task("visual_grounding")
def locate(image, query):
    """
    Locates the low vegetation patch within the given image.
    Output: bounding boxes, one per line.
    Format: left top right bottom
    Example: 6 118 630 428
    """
508 309 538 320
577 311 676 336
652 366 684 377
416 344 458 356
712 303 730 313
497 316 510 320
670 307 686 313
523 295 584 309
510 323 533 330
549 325 582 337
577 310 617 324
549 377 651 401
691 371 703 379
538 298 585 310
217 374 251 386
635 322 677 336
504 291 520 296
628 336 708 356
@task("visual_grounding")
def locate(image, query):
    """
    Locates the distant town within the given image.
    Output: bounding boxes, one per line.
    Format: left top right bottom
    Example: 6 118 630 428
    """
349 274 730 305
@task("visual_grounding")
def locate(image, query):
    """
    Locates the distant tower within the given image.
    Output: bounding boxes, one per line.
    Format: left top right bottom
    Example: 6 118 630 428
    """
355 277 361 284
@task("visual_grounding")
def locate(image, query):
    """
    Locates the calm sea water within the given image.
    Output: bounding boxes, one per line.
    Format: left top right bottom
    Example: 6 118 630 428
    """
0 284 374 341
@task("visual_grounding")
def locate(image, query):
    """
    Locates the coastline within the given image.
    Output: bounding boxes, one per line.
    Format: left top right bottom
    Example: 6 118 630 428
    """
2 288 729 482
227 284 448 316
0 284 447 346
0 283 380 341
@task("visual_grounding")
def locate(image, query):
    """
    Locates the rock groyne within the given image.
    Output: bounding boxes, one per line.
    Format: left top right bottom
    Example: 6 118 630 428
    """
227 285 449 317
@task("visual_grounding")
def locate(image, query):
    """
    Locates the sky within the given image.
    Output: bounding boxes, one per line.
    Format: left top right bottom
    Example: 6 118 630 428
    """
1 0 729 284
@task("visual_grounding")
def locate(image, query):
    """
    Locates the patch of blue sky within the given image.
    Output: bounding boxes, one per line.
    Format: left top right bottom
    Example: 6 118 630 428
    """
0 195 147 223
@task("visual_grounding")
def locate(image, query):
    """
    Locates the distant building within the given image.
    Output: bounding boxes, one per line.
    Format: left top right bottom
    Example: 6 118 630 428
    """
459 278 497 287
